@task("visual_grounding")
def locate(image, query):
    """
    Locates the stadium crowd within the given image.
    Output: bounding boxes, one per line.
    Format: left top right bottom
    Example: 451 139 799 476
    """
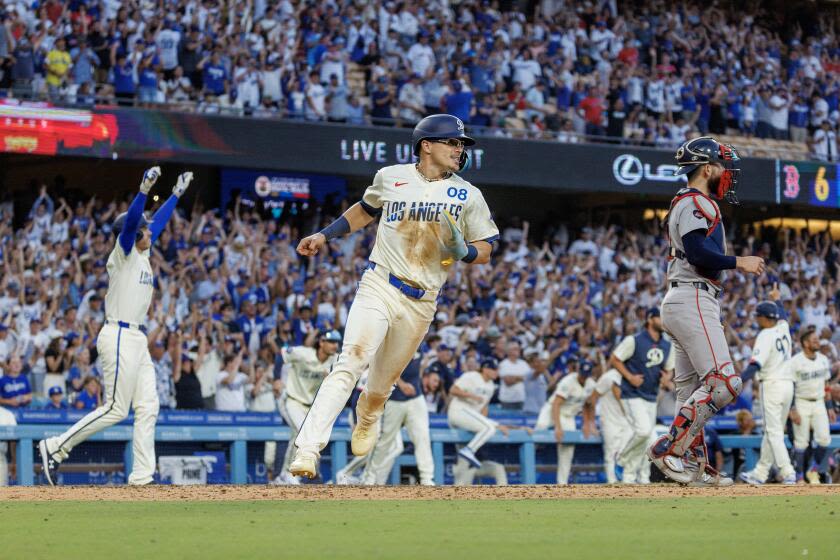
0 1 838 158
1 184 839 427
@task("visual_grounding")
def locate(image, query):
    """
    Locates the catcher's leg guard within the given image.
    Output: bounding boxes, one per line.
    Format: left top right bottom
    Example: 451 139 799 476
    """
667 369 741 457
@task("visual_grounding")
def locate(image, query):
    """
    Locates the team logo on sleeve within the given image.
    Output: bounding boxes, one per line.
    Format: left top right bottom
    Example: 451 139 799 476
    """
693 210 704 220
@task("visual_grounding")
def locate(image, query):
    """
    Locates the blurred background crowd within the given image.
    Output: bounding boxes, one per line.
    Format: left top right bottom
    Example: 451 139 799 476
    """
0 0 838 158
1 184 839 429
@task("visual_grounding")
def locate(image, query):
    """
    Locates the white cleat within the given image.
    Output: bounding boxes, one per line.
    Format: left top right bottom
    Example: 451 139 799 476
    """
336 471 362 485
781 472 798 485
738 470 765 485
289 451 318 479
458 447 482 469
270 472 302 485
351 421 377 457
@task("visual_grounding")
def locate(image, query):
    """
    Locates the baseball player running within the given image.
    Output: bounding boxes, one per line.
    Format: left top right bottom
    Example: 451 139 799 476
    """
362 350 434 485
272 330 342 485
448 358 505 469
739 288 797 485
38 167 194 485
289 114 498 478
612 307 674 483
647 137 766 485
787 326 835 482
594 367 629 484
535 359 597 485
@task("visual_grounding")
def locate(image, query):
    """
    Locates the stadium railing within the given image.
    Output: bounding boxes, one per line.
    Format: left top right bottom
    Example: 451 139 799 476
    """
3 423 838 486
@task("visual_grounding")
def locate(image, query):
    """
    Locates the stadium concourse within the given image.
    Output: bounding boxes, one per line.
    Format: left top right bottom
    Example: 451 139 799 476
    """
0 0 838 159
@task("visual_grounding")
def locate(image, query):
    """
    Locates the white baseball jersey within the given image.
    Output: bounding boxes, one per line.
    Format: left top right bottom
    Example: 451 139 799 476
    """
788 351 831 400
550 373 596 416
447 370 496 416
105 243 154 325
594 368 625 427
362 164 499 291
281 346 337 405
750 319 794 381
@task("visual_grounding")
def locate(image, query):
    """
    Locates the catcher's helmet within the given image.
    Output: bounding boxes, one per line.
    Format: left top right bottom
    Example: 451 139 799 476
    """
412 114 475 171
112 211 152 241
755 301 780 320
674 136 741 204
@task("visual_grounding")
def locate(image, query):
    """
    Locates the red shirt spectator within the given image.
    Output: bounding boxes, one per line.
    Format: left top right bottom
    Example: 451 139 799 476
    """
579 92 605 125
618 45 639 67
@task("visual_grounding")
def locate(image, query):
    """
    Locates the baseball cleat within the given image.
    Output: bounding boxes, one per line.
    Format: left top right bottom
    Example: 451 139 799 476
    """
738 470 765 485
336 471 362 485
781 473 799 485
458 447 482 469
690 466 734 487
289 451 318 479
647 436 695 484
38 440 58 486
613 453 624 482
350 421 377 457
270 472 302 485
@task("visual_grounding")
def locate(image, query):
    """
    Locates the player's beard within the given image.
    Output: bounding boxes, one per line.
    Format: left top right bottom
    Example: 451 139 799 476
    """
708 171 722 198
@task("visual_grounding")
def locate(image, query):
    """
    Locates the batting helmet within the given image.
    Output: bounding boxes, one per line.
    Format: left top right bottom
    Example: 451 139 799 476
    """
112 211 152 240
755 301 780 320
412 114 475 171
674 136 741 204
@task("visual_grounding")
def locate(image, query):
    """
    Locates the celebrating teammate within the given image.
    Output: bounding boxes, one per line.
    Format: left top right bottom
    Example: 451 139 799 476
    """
739 287 797 485
38 167 195 485
289 114 499 478
271 330 342 485
593 367 628 484
447 358 505 470
787 326 835 483
362 351 434 486
535 358 597 485
612 308 674 484
647 136 765 485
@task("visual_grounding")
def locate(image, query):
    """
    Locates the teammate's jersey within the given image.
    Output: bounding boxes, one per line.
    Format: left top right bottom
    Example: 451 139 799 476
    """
550 373 596 416
787 351 830 400
447 370 496 416
362 164 499 291
391 351 422 402
595 368 625 428
614 331 674 401
282 346 336 406
750 320 794 382
666 188 727 284
105 242 154 325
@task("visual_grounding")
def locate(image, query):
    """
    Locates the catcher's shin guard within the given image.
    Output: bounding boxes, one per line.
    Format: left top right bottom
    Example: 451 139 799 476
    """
666 369 742 457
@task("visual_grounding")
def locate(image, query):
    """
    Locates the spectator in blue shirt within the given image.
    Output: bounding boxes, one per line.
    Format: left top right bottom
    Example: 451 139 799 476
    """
200 50 228 96
74 376 101 410
70 41 100 87
0 356 33 408
370 77 395 125
443 80 474 124
111 53 136 105
789 93 810 143
138 56 160 104
46 386 67 409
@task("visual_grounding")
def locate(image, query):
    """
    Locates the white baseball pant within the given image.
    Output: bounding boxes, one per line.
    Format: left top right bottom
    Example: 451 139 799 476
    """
276 394 310 474
535 411 577 485
448 406 498 453
752 380 795 480
619 398 658 483
792 398 831 449
294 269 436 457
363 395 434 485
453 458 508 485
600 418 630 484
44 323 159 485
0 406 14 486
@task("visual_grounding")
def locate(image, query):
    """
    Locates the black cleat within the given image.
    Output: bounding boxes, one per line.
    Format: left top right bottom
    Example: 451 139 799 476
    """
38 440 59 486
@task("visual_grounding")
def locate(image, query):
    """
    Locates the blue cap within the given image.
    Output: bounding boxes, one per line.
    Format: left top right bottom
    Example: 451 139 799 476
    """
580 360 594 377
645 307 660 320
480 358 498 370
438 343 453 352
48 386 63 396
321 330 342 342
755 301 780 320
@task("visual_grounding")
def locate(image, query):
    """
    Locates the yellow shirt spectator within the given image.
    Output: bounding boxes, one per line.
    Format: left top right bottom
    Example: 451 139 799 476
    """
46 47 72 87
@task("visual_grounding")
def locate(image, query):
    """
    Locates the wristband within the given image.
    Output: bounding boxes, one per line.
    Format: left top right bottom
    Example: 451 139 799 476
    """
461 244 478 263
320 216 350 241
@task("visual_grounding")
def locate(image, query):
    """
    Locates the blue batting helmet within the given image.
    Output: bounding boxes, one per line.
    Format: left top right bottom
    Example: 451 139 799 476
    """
112 211 152 240
412 114 475 170
755 301 780 320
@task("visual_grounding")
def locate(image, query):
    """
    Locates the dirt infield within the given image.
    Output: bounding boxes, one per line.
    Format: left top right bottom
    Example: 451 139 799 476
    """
1 484 837 502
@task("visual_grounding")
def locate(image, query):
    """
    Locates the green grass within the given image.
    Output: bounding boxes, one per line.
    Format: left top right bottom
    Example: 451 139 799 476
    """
3 497 837 560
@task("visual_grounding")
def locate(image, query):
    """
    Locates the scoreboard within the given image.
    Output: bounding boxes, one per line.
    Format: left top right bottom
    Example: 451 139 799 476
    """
779 160 840 208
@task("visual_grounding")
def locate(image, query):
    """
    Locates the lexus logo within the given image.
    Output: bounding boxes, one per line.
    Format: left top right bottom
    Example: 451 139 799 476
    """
612 154 685 186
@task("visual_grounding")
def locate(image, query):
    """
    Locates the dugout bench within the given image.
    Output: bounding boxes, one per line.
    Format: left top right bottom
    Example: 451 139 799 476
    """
3 423 840 486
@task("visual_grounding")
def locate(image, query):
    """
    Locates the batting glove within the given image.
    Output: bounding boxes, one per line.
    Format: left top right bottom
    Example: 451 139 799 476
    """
441 209 468 264
140 166 161 194
173 171 194 197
